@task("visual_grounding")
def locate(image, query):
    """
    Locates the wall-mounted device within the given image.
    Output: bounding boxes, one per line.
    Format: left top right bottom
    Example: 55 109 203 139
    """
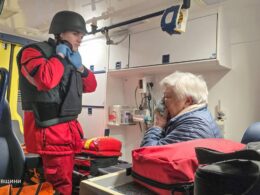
133 109 152 124
215 100 226 137
135 76 155 128
138 76 153 94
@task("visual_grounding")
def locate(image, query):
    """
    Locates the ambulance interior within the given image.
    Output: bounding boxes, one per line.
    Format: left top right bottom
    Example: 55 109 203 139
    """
1 0 260 194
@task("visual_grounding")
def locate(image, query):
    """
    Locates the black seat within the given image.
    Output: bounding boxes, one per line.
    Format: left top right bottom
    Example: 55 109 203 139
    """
241 122 260 144
0 68 42 187
194 122 260 195
0 68 25 186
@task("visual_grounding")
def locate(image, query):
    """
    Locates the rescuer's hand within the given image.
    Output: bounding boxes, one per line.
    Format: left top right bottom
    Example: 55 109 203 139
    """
56 43 71 58
68 51 83 69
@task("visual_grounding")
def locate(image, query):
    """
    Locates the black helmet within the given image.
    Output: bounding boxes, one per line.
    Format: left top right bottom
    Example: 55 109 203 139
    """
49 10 87 34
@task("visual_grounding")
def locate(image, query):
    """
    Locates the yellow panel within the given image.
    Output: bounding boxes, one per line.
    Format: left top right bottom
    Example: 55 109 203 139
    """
9 45 24 134
0 41 11 69
0 40 24 135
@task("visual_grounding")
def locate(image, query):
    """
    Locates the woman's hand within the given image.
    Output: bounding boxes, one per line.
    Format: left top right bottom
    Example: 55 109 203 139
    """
154 110 168 128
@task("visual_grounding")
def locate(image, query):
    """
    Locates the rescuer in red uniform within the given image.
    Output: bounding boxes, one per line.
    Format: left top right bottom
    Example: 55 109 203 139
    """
17 11 97 195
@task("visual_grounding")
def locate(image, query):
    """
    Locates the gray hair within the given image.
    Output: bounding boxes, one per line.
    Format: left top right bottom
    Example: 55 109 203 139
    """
160 71 208 104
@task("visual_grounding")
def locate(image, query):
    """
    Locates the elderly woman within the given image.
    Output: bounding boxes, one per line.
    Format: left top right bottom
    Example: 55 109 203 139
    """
141 71 222 147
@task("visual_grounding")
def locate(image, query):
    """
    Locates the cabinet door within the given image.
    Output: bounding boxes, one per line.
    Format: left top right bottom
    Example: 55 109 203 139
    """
109 34 130 70
78 107 106 139
79 38 108 72
82 73 106 106
130 14 217 67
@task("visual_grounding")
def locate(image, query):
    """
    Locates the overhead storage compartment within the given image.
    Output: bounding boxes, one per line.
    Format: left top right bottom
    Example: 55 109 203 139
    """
130 14 218 67
108 10 230 77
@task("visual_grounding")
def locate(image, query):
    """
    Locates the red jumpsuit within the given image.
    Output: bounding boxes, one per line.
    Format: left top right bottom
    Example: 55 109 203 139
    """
20 47 97 195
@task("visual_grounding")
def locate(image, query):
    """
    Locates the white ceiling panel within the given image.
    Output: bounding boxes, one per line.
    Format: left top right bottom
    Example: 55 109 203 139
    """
0 0 228 41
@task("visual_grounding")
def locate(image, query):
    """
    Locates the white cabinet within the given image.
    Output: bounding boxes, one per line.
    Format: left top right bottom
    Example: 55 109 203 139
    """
107 12 230 79
130 14 217 67
79 37 108 72
78 38 108 138
80 37 108 106
78 107 106 139
108 34 130 70
120 13 230 74
79 73 107 138
82 73 106 106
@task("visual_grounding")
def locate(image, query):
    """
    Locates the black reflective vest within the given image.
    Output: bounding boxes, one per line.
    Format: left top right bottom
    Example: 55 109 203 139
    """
17 39 82 127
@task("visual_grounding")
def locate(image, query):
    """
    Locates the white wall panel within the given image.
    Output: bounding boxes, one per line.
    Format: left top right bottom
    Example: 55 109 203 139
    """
109 34 130 70
208 0 260 141
82 73 106 106
78 107 106 139
79 38 108 72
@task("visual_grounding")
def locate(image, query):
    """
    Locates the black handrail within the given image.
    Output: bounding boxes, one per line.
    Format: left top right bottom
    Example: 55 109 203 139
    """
87 0 190 35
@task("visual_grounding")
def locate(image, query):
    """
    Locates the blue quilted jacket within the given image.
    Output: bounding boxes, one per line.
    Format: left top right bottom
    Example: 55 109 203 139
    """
140 106 222 147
